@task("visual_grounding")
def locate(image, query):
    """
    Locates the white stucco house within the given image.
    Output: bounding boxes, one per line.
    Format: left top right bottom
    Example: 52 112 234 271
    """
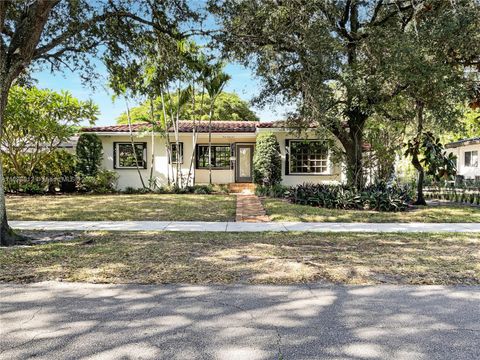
82 120 346 190
446 137 480 181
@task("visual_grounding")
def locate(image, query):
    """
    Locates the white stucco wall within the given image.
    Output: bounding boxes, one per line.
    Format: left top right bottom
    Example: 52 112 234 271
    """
447 143 480 179
258 129 343 186
95 129 344 190
98 132 257 189
191 133 256 184
99 134 164 190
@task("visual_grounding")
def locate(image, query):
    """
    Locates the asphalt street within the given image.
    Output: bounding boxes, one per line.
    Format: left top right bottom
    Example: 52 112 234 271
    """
1 282 479 359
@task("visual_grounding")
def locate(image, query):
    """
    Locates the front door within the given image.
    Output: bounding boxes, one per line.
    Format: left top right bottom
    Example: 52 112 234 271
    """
236 144 254 183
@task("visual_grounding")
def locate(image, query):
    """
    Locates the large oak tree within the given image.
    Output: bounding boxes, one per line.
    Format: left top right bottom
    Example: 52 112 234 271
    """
210 0 480 189
0 0 195 245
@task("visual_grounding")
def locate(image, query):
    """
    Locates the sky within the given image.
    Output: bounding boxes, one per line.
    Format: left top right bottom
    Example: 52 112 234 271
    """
30 1 295 127
32 53 289 127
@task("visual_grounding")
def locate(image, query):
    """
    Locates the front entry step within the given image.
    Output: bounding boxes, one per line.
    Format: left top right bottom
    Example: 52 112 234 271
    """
229 183 256 194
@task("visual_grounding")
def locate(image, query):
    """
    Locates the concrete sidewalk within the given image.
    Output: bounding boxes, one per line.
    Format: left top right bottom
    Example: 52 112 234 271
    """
1 282 479 359
9 220 480 232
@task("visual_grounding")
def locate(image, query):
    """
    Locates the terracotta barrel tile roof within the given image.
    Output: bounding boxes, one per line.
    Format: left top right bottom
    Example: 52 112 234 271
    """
81 123 149 133
82 120 259 133
80 120 371 150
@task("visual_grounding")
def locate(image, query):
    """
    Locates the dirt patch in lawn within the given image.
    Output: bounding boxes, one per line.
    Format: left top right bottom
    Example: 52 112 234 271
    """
1 231 479 285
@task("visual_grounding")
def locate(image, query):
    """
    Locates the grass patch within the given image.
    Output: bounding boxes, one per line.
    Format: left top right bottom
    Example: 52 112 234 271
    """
1 231 479 285
6 194 236 222
265 199 480 223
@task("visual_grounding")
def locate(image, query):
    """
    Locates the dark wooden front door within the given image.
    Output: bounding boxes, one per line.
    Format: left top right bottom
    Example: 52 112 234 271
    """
236 144 254 183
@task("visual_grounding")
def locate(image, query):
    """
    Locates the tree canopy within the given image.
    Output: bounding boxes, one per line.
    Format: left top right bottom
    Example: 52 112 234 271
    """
1 85 98 178
116 92 258 124
0 0 197 245
210 0 480 188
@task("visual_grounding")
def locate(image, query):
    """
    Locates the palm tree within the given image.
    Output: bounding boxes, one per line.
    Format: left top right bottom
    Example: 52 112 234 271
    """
204 66 231 184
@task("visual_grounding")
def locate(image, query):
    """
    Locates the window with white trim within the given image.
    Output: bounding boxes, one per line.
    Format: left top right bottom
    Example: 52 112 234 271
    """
289 140 329 174
465 151 478 167
114 142 147 169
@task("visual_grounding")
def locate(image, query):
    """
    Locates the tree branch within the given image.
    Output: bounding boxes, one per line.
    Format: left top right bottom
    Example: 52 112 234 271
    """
33 9 182 61
338 0 351 32
370 0 384 24
5 0 59 85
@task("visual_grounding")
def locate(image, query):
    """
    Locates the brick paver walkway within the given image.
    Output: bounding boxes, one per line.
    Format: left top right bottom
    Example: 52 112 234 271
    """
235 194 270 222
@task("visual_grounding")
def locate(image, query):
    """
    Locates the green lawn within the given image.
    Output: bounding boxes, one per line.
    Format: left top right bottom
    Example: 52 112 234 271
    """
1 231 479 285
6 194 236 222
264 198 480 223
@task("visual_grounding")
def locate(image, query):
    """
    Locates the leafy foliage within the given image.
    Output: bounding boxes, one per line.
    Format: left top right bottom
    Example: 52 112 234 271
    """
255 184 289 198
443 108 480 142
405 132 457 182
210 1 480 189
122 184 214 195
4 150 76 194
253 133 282 186
286 183 412 212
0 0 198 244
1 86 97 178
364 115 407 183
76 133 103 176
77 169 118 194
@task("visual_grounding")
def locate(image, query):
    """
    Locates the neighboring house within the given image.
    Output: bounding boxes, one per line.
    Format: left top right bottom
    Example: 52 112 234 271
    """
82 120 345 190
446 137 480 181
57 135 79 153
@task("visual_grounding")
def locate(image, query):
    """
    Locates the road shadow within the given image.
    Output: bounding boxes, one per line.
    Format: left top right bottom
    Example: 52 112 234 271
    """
1 282 479 359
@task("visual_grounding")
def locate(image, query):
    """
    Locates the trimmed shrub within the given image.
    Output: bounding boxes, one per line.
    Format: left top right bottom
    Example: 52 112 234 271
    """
213 184 230 194
253 132 282 186
192 185 213 194
153 184 213 195
123 187 151 194
77 169 118 193
256 184 289 198
76 133 103 176
286 182 411 212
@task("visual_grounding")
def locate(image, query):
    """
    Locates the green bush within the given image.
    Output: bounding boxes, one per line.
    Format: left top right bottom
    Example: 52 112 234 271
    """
253 132 282 186
213 184 230 194
153 184 213 195
256 184 289 198
77 169 118 193
76 133 103 176
3 150 76 194
192 185 213 194
123 186 152 194
286 183 411 212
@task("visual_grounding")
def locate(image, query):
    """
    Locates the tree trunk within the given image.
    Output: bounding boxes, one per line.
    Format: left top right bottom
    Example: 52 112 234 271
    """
0 166 20 246
415 167 426 205
412 100 427 206
208 104 213 185
125 98 146 189
148 98 156 189
0 77 25 246
338 111 367 190
344 138 364 190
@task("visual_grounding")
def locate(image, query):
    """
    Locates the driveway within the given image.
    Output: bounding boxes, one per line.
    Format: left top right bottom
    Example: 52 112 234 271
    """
1 282 479 359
